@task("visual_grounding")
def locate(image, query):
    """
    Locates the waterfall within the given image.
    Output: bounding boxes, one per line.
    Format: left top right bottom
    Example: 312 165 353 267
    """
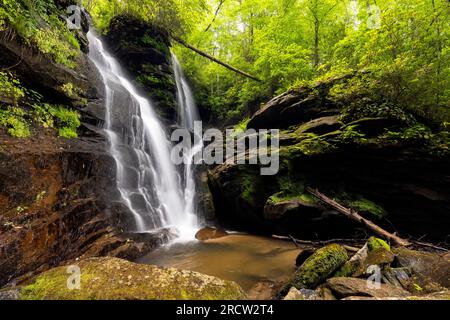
172 55 203 229
87 31 198 240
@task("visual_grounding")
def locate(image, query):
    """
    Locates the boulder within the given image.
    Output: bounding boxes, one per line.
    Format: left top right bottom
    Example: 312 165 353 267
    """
382 267 411 289
295 249 316 267
295 116 342 135
393 247 450 289
334 244 368 277
283 287 320 300
334 238 393 278
0 289 20 300
326 277 409 299
247 280 284 300
209 75 450 242
342 291 450 300
247 91 307 130
342 117 405 136
367 237 391 252
19 257 246 300
291 244 348 289
365 248 395 269
248 74 353 130
195 227 229 241
264 198 323 220
317 286 337 300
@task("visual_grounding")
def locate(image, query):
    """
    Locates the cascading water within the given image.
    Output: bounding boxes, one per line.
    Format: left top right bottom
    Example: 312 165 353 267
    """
87 31 198 240
172 55 203 230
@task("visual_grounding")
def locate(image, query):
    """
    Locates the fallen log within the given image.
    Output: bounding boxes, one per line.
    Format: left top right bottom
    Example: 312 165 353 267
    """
171 36 262 82
272 235 363 252
305 187 411 247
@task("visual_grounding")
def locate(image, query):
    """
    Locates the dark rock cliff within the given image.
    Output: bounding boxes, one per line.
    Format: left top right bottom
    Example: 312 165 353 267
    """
0 11 176 287
208 75 450 243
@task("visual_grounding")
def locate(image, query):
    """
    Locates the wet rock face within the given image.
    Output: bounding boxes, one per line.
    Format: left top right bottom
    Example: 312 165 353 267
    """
0 132 172 285
0 23 99 110
104 14 177 123
0 134 177 288
0 12 182 287
19 257 247 300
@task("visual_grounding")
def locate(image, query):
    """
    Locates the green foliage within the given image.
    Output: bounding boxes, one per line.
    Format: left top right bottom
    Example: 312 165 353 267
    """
241 174 256 205
385 124 433 142
0 107 30 137
0 0 80 68
340 125 367 144
166 0 449 125
0 72 26 104
350 199 387 219
292 244 349 289
89 0 200 34
367 237 391 252
46 104 81 138
268 176 317 204
233 117 250 134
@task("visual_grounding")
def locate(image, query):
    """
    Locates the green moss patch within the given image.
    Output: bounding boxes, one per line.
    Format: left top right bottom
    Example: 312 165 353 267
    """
0 0 81 69
20 257 246 300
292 244 348 289
367 237 391 252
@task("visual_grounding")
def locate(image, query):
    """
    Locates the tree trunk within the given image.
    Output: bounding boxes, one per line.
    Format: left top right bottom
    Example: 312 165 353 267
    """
172 36 262 82
313 18 320 68
432 0 442 105
305 187 411 247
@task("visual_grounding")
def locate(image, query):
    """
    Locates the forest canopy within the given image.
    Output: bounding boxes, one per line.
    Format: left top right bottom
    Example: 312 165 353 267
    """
3 0 450 126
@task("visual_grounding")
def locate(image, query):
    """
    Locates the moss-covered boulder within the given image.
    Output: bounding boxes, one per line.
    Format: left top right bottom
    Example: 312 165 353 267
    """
334 237 393 278
367 237 391 252
291 244 348 289
365 248 394 268
19 257 246 300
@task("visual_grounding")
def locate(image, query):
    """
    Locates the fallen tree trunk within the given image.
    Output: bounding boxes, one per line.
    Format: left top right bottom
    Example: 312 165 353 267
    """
272 235 362 252
305 187 411 247
172 36 262 82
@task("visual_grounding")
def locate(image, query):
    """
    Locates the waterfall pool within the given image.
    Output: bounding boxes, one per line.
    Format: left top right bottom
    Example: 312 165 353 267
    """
136 234 300 292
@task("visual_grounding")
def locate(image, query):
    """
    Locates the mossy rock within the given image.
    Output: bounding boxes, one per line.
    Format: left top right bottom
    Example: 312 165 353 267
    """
334 239 393 278
365 247 394 268
333 259 361 278
291 244 349 289
19 257 246 300
367 237 390 252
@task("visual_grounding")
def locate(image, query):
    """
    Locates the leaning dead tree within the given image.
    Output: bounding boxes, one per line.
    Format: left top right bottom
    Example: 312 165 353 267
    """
305 187 411 247
204 0 226 32
171 36 262 82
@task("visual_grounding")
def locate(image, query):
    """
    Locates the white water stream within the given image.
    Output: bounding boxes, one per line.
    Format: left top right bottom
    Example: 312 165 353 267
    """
87 31 199 240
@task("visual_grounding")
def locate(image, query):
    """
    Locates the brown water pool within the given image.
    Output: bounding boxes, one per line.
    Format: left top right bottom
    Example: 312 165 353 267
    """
136 234 301 291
